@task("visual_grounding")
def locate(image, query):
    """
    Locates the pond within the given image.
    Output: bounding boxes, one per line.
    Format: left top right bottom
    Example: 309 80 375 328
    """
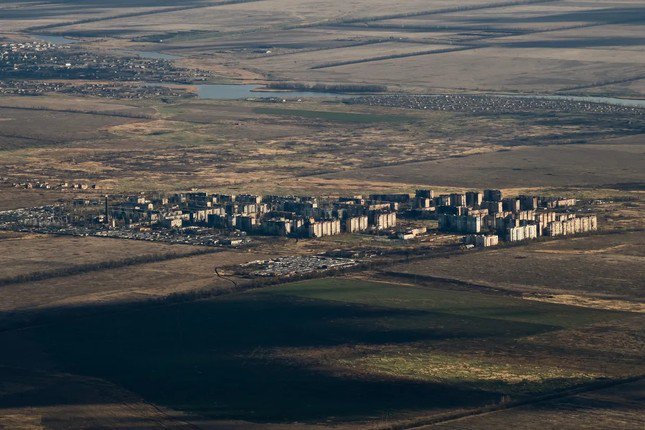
195 84 348 100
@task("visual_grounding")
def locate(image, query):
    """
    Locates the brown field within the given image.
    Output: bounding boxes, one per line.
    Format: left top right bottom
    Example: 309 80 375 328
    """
386 231 645 309
1 1 643 96
0 187 91 211
1 94 642 195
0 231 205 279
323 139 645 189
434 378 645 429
0 249 269 318
0 364 194 430
0 106 139 151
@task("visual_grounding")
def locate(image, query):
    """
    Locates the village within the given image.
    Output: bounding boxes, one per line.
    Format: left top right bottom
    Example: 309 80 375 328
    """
0 40 210 98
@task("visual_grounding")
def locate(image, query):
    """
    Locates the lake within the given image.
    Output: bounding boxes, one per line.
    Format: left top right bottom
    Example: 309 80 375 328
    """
195 84 348 100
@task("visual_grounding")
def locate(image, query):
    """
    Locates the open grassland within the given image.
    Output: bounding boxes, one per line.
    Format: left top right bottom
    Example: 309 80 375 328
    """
323 138 645 189
0 105 140 151
1 95 642 196
252 107 415 124
0 248 269 321
386 231 645 310
0 277 640 428
0 187 93 211
0 364 194 430
0 231 204 280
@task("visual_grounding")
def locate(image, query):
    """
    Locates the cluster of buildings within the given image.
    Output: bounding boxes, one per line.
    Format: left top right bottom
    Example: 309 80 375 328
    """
349 94 645 116
431 189 597 246
95 189 598 246
240 256 357 277
0 186 598 248
102 192 399 238
8 179 98 191
1 40 210 85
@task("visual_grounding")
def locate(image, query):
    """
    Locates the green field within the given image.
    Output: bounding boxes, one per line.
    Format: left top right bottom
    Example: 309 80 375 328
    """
2 278 631 425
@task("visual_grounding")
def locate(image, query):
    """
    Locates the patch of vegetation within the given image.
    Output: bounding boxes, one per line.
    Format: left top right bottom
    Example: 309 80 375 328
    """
254 107 414 124
334 350 600 395
266 82 387 93
7 278 623 424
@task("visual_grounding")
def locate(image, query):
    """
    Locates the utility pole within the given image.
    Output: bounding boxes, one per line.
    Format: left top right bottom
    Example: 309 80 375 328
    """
105 194 109 229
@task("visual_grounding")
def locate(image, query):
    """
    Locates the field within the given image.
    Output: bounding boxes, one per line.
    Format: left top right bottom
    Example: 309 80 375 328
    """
435 378 645 429
0 231 204 279
0 187 87 211
0 277 641 429
2 1 644 97
1 94 642 195
323 138 645 189
386 231 645 311
0 233 273 328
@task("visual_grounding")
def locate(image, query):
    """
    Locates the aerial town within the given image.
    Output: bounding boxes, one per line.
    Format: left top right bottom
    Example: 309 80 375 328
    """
1 2 643 429
0 186 598 249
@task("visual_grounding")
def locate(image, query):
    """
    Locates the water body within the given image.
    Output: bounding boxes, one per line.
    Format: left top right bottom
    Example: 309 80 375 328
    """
196 84 347 100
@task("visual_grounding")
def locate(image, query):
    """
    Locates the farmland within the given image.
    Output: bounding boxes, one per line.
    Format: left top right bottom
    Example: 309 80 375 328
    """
385 231 645 311
3 1 643 97
323 138 645 189
1 277 640 429
0 231 204 280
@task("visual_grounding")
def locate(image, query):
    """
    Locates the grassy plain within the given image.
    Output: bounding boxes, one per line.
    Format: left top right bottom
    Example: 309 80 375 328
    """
434 378 645 429
0 248 270 321
386 231 645 310
0 277 640 428
323 138 645 189
1 95 642 195
0 231 203 279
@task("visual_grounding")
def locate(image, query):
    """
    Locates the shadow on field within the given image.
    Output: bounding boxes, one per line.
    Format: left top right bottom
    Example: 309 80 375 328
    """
0 290 573 424
0 285 620 423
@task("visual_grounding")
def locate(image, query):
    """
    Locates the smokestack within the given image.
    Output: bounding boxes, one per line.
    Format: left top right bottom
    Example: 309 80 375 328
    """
105 195 109 228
